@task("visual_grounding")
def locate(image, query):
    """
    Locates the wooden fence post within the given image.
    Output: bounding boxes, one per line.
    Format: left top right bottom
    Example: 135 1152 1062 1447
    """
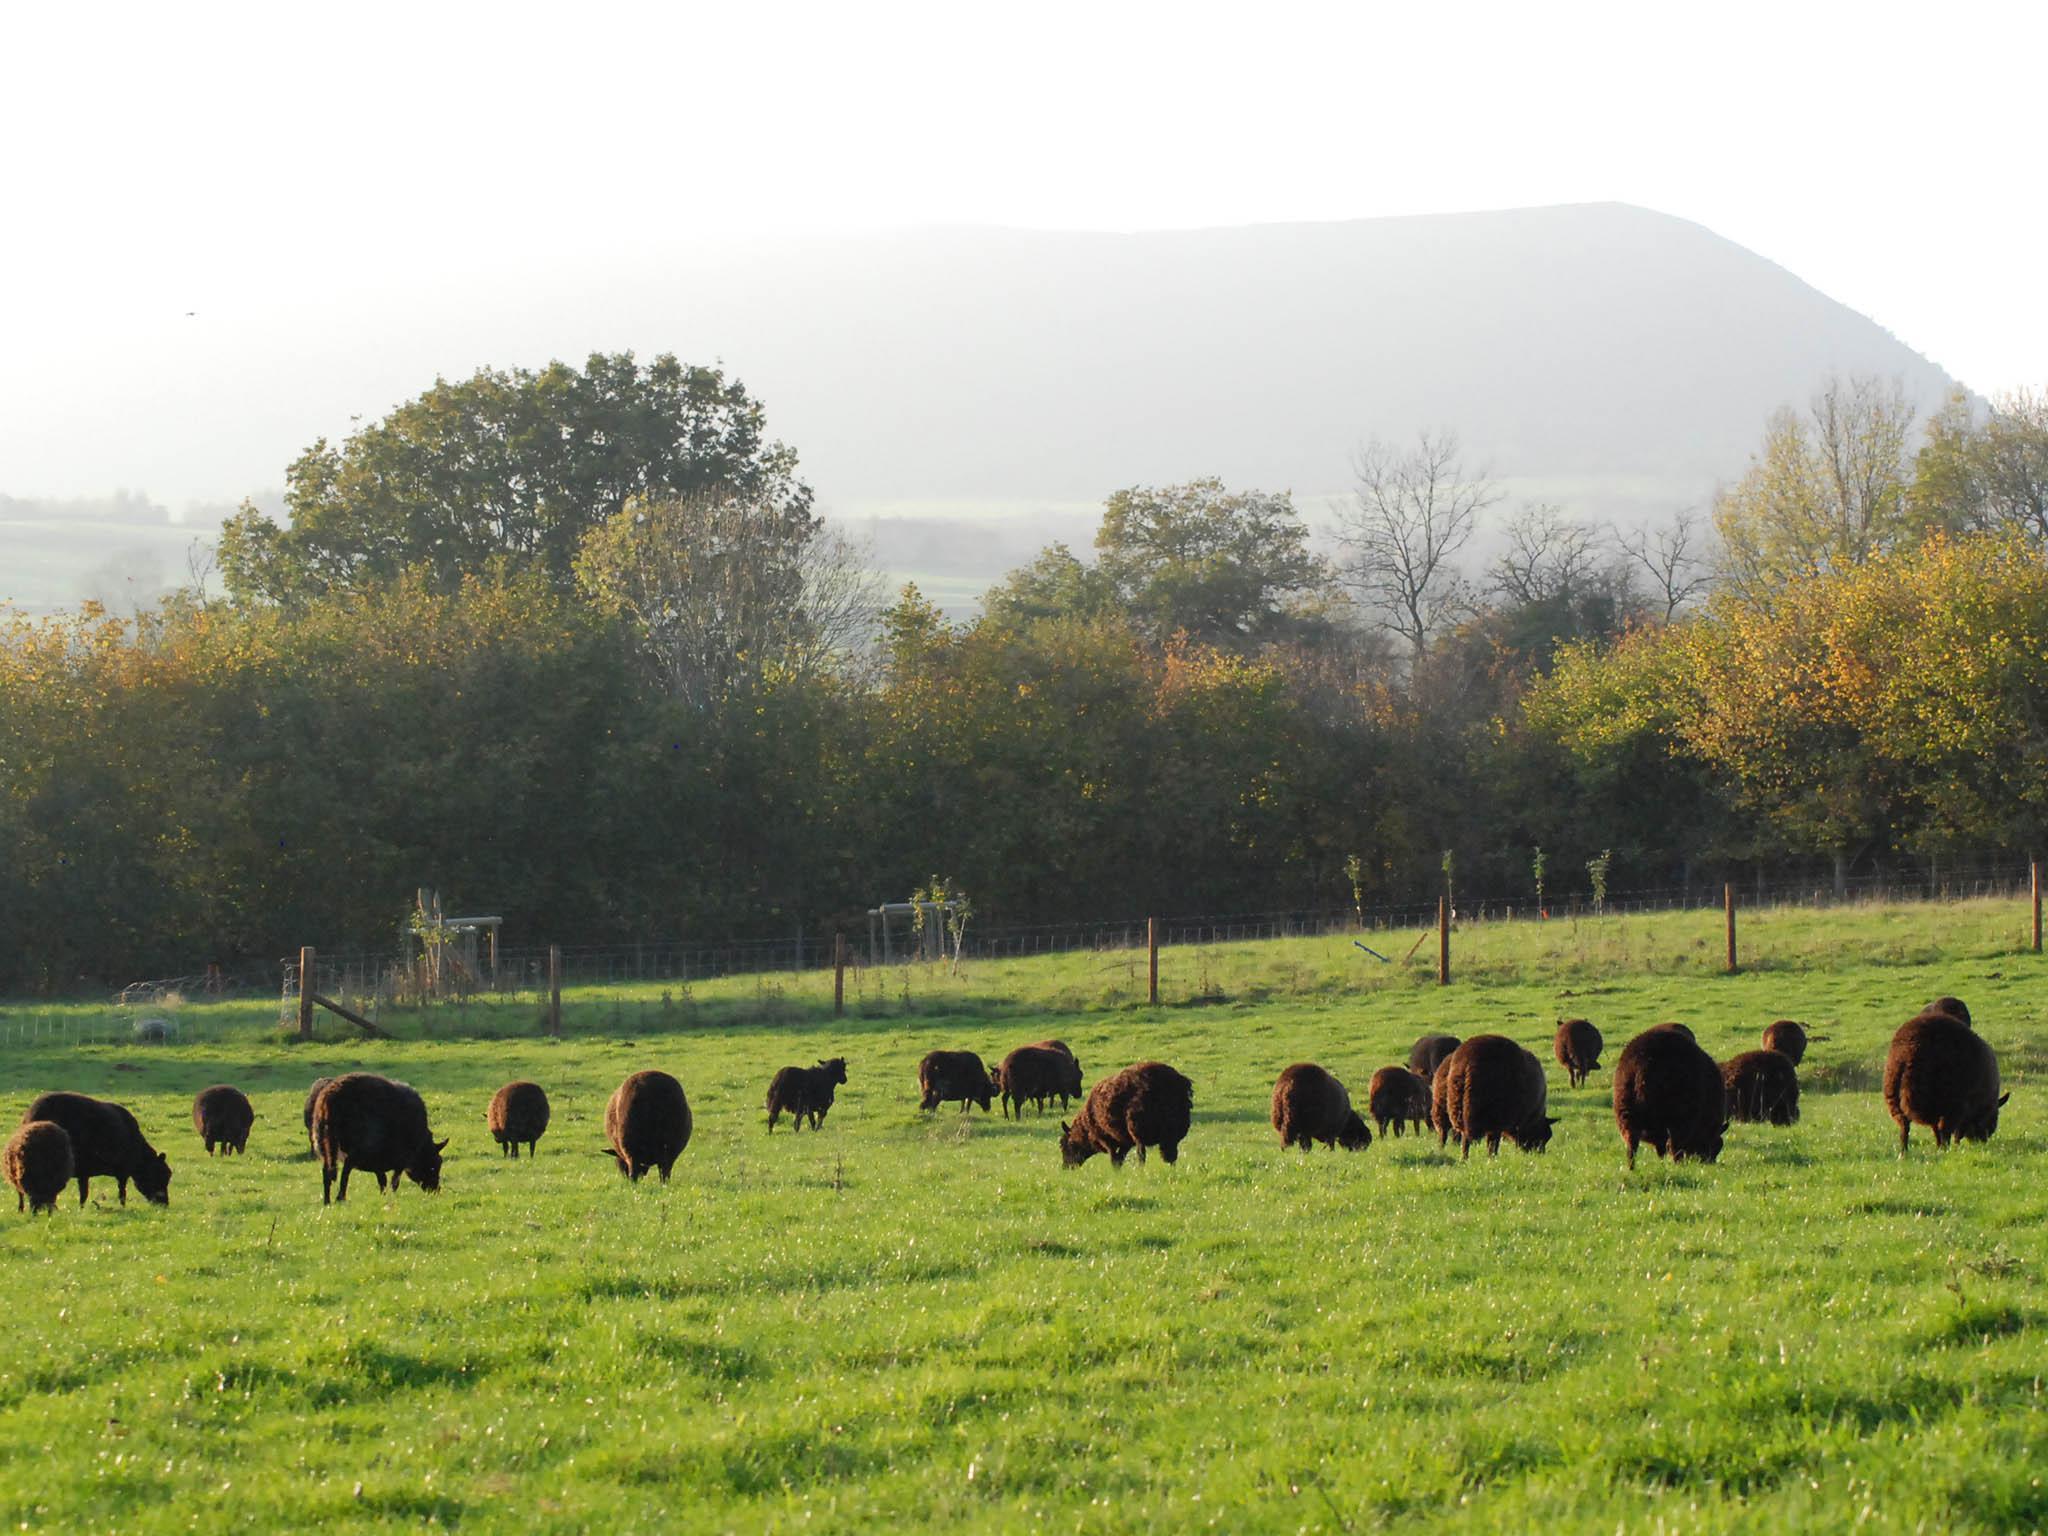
833 932 846 1017
1437 896 1450 986
548 944 562 1037
1147 918 1160 1006
298 947 315 1039
2033 861 2042 954
1724 884 1738 974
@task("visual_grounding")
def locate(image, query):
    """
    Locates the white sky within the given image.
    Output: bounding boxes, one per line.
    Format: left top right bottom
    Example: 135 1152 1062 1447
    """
2 0 2042 503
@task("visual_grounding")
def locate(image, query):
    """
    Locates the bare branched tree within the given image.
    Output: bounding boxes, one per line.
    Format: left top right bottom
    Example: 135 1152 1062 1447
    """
1488 503 1605 607
1617 507 1716 622
1333 430 1498 664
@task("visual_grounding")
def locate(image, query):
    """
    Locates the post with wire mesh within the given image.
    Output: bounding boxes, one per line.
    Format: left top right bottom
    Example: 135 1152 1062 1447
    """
1725 884 1738 974
1147 918 1160 1006
1437 896 1450 986
2032 861 2042 954
834 932 847 1017
548 945 562 1037
298 947 315 1039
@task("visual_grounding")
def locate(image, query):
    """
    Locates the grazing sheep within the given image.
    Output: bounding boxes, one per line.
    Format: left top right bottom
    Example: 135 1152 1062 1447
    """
995 1045 1082 1118
1553 1018 1604 1087
303 1077 334 1154
1613 1024 1726 1168
1271 1063 1370 1151
766 1058 847 1133
1435 1036 1555 1158
1760 1020 1808 1064
1060 1061 1194 1168
1367 1066 1431 1138
1884 1011 2006 1153
917 1050 995 1113
192 1084 255 1155
1409 1034 1461 1080
5 1121 73 1214
1721 1050 1800 1125
22 1092 172 1207
605 1070 693 1181
487 1081 551 1157
310 1074 446 1204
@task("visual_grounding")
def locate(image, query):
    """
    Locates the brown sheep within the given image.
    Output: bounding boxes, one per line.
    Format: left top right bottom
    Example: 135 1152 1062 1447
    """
1435 1036 1555 1157
1721 1050 1800 1125
311 1075 446 1204
1271 1063 1371 1151
5 1121 73 1215
303 1077 334 1154
22 1092 172 1207
766 1058 847 1132
1025 1041 1085 1109
1613 1024 1726 1168
605 1069 693 1181
487 1081 551 1157
1760 1020 1807 1064
1060 1061 1193 1168
918 1050 995 1113
1884 1011 2006 1153
1922 996 1972 1028
1367 1066 1431 1138
1409 1034 1461 1080
996 1045 1082 1118
192 1084 255 1156
1553 1018 1603 1088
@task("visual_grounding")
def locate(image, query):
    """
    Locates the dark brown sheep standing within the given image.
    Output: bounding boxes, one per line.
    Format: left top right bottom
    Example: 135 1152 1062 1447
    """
1024 1041 1085 1109
1435 1036 1555 1157
487 1081 551 1157
1721 1050 1800 1124
22 1092 172 1206
5 1121 73 1214
1613 1024 1726 1168
192 1084 255 1155
310 1075 446 1204
1271 1063 1371 1151
1060 1061 1194 1168
765 1058 848 1132
917 1050 995 1113
996 1045 1082 1118
303 1077 334 1154
1884 1011 2006 1153
1553 1019 1603 1088
1367 1067 1431 1138
1760 1020 1807 1064
1409 1034 1461 1080
605 1069 693 1181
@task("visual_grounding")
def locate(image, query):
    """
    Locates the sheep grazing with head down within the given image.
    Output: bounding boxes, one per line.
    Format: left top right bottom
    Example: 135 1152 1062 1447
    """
5 1121 73 1215
1721 1050 1800 1124
1409 1034 1461 1081
487 1081 551 1157
192 1084 255 1155
917 1050 995 1114
605 1069 693 1180
1553 1019 1603 1088
1884 1009 2006 1154
1613 1024 1726 1168
995 1044 1082 1118
765 1058 847 1133
1435 1036 1555 1158
23 1092 172 1207
1760 1020 1807 1064
310 1074 446 1204
1367 1066 1431 1138
1060 1061 1193 1169
1271 1063 1371 1152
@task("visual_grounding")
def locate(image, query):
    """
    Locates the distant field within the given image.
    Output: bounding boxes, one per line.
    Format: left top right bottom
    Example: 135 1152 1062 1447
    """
0 901 2042 1533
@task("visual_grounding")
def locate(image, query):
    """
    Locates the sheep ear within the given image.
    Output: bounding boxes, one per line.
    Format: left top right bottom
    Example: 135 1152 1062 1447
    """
1544 1117 1559 1128
1998 1092 2011 1106
434 1138 449 1152
1720 1121 1732 1135
1059 1121 1070 1136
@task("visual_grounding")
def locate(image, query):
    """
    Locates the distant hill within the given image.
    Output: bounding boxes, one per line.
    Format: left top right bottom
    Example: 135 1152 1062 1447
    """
0 203 1961 613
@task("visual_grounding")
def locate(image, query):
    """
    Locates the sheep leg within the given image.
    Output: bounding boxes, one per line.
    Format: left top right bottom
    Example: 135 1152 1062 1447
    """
321 1161 335 1204
117 1178 128 1206
528 1140 538 1157
1624 1135 1638 1170
335 1161 352 1202
75 1174 89 1206
1460 1136 1472 1160
1896 1118 1911 1155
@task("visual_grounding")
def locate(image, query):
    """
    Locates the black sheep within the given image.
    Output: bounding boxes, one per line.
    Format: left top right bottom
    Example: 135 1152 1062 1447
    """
766 1058 847 1132
487 1081 551 1157
1884 1011 2005 1153
917 1050 995 1113
1367 1066 1431 1138
1721 1050 1800 1125
1436 1036 1555 1157
605 1070 693 1180
1553 1018 1604 1088
192 1084 255 1155
310 1074 446 1204
1760 1020 1807 1064
1059 1061 1193 1168
1271 1063 1371 1151
1613 1024 1726 1168
22 1091 172 1206
1408 1034 1461 1080
996 1045 1081 1118
5 1121 73 1215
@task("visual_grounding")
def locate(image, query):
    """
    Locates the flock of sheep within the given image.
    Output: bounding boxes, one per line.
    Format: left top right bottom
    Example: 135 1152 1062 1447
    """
1 995 2009 1215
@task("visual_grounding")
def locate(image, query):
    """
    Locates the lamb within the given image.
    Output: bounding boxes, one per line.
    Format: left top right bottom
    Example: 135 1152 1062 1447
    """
487 1081 551 1156
1434 1036 1555 1157
1760 1020 1807 1064
605 1069 693 1181
1408 1034 1461 1080
1883 1010 2006 1153
22 1091 172 1206
191 1084 255 1155
995 1044 1082 1118
1553 1018 1603 1087
1060 1061 1194 1168
5 1121 73 1214
917 1050 995 1113
1721 1050 1800 1124
765 1058 847 1132
1366 1066 1431 1138
310 1074 446 1204
1270 1063 1371 1151
1613 1024 1726 1168
303 1077 334 1153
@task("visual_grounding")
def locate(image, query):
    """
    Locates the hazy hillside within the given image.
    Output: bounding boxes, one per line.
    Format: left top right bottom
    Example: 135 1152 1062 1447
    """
0 203 1960 612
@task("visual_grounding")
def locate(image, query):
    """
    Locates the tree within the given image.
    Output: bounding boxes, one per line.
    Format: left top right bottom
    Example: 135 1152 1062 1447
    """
979 543 1120 631
1488 503 1605 608
1333 430 1498 665
1616 507 1715 622
1912 386 2048 543
218 352 810 606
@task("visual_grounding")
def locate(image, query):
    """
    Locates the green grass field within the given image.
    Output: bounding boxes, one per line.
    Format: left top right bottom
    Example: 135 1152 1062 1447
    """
0 901 2043 1533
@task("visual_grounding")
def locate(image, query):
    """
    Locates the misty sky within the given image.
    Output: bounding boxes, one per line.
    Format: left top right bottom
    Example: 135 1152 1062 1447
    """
2 0 2042 512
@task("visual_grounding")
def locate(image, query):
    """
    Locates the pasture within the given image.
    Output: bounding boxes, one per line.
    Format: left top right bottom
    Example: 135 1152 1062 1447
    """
0 901 2043 1533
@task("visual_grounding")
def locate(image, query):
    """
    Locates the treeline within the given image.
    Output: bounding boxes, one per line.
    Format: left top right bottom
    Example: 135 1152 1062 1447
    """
1 355 2043 991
